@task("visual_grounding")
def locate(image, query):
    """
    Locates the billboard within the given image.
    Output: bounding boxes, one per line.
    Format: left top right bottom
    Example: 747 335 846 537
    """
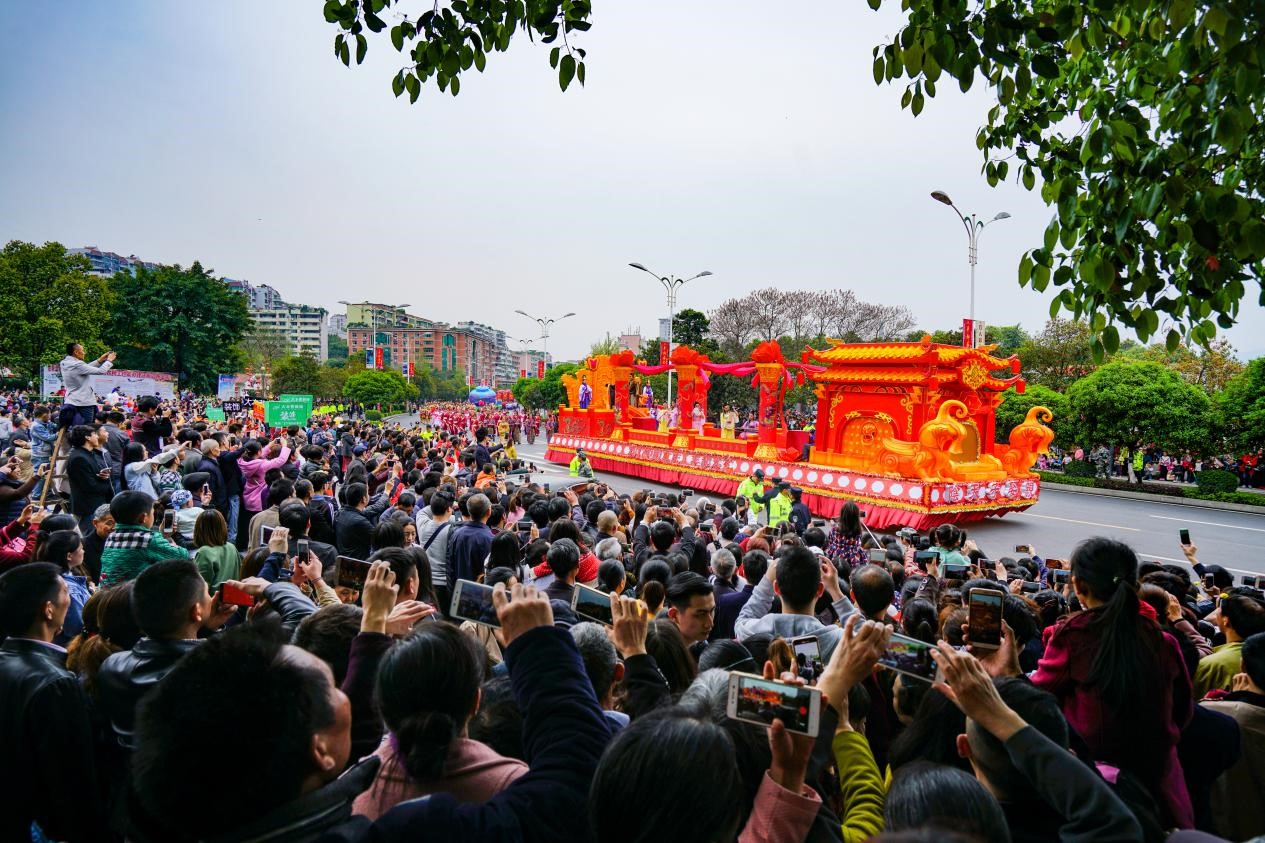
42 365 176 401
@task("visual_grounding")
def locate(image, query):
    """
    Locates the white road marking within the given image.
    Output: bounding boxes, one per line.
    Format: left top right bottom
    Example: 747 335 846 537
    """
1149 514 1265 533
1145 556 1262 576
1024 513 1140 532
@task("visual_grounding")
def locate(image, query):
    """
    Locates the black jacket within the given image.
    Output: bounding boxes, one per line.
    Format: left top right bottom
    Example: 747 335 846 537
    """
96 638 202 749
334 495 391 560
197 456 229 513
67 446 113 518
0 638 103 842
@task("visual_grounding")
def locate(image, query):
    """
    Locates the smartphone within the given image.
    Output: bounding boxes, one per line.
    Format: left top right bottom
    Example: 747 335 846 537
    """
1015 544 1032 554
218 581 256 607
914 550 939 570
967 588 1004 650
1241 574 1265 590
877 632 941 684
1051 568 1071 586
1203 573 1216 589
1021 580 1040 594
201 483 210 496
296 539 310 561
450 579 501 628
726 672 821 737
571 583 614 626
160 510 176 534
335 556 371 591
943 562 970 579
787 634 824 684
516 520 534 532
1179 529 1191 547
261 524 275 546
682 489 694 497
869 548 887 563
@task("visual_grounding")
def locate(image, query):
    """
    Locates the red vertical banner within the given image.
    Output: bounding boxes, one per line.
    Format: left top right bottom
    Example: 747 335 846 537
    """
520 368 527 378
537 359 545 378
962 318 974 348
660 340 670 363
375 347 384 370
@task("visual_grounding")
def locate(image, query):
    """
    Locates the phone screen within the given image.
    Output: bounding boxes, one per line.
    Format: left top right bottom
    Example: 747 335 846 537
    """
869 548 887 563
728 672 820 736
914 550 938 570
261 524 275 546
1051 568 1070 585
789 635 824 684
943 562 970 579
335 556 370 591
878 632 939 683
571 584 613 626
451 579 500 628
1179 529 1191 546
296 539 310 561
1015 544 1031 554
161 511 176 532
967 588 1004 649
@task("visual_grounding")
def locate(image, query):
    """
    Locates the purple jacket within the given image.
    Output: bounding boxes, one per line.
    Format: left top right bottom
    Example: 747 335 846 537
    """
238 445 291 512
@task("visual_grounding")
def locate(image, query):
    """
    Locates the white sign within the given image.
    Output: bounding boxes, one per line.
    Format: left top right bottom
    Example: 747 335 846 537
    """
42 365 176 401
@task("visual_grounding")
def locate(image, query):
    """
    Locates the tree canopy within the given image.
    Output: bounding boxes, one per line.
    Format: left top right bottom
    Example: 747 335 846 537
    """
343 368 414 406
993 384 1070 445
270 354 324 398
0 241 114 384
1066 360 1212 452
1217 358 1265 451
105 263 249 395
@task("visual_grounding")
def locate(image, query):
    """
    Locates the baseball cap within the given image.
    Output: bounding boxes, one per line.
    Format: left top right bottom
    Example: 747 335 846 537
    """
169 490 193 509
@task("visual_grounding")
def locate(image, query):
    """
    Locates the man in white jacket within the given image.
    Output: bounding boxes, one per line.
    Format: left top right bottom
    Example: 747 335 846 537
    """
58 342 116 428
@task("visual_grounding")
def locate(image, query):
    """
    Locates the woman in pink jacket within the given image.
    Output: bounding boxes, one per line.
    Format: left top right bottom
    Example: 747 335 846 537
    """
237 437 291 533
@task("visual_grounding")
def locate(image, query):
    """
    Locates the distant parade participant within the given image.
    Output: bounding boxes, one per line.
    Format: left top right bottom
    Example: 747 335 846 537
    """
720 405 738 440
578 376 593 410
691 402 705 433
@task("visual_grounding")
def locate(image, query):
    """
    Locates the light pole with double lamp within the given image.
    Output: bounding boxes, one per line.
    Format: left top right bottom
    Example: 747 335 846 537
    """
627 263 713 407
513 311 575 371
929 191 1010 327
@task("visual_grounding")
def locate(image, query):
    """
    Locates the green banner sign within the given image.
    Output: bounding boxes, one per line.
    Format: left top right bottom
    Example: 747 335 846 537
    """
204 407 226 421
265 395 313 426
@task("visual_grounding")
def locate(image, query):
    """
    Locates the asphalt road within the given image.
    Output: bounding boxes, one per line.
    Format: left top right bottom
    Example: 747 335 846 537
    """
391 416 1265 581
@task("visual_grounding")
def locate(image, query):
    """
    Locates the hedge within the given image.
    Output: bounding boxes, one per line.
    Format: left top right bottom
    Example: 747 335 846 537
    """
1064 459 1097 478
1037 471 1264 508
1196 469 1240 495
364 410 383 421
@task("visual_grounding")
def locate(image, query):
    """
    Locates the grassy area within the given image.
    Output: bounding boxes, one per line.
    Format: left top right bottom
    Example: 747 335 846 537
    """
1037 471 1265 508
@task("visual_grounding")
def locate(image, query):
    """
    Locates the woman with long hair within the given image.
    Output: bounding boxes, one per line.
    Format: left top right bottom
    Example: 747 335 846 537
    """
192 508 240 589
1031 536 1193 827
66 582 141 699
825 501 868 567
34 529 93 646
353 621 527 819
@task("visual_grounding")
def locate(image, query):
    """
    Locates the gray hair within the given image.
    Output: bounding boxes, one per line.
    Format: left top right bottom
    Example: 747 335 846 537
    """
570 622 619 700
92 503 113 520
594 537 624 562
680 668 731 722
710 548 737 581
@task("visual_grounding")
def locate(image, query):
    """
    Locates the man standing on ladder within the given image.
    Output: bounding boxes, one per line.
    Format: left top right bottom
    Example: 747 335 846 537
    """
58 343 115 429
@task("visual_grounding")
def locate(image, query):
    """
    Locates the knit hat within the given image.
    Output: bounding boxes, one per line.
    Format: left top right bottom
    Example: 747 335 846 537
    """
170 489 193 509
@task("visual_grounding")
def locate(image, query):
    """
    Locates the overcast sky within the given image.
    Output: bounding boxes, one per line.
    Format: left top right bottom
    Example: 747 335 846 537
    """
3 1 1261 362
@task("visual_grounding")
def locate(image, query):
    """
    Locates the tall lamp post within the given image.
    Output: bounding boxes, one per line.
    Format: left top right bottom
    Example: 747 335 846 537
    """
628 263 712 407
929 191 1010 326
513 310 574 372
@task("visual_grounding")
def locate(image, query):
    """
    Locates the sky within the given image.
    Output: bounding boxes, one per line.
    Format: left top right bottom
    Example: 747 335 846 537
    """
2 1 1262 362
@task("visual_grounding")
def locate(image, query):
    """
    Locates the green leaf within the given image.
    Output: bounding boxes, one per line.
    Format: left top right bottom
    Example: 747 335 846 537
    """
559 54 576 91
1101 324 1120 354
474 50 486 72
550 46 560 69
392 72 405 97
1166 329 1182 352
1018 253 1033 286
872 57 885 85
577 61 585 86
911 90 924 116
1203 6 1228 35
391 24 404 52
1031 54 1059 79
1022 166 1035 191
355 33 367 65
450 76 460 96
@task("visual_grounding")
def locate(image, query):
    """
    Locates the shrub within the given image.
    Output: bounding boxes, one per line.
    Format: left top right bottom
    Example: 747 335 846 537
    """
1064 459 1096 478
364 410 383 421
1196 469 1239 495
1037 471 1094 487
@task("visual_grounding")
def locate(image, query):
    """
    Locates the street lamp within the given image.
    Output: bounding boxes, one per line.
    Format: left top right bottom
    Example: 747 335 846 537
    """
929 192 1010 324
628 263 713 407
513 310 575 371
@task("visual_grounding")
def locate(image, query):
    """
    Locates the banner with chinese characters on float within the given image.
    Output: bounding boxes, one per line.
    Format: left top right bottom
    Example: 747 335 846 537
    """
42 365 176 401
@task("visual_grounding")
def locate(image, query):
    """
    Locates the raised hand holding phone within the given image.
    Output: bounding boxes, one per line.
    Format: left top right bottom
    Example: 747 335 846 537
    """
359 561 398 634
267 526 290 555
931 642 1026 742
761 660 817 794
609 595 651 657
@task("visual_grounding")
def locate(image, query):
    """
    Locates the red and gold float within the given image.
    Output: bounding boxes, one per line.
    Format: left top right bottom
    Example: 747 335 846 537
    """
547 335 1053 529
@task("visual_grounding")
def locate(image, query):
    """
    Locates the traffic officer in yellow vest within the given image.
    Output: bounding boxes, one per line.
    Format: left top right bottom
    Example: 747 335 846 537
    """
754 481 794 530
736 468 768 524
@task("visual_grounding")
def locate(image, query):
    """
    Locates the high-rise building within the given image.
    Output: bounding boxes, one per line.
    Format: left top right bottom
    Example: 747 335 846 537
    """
69 246 159 277
328 313 348 338
345 302 434 331
619 331 643 353
251 304 329 361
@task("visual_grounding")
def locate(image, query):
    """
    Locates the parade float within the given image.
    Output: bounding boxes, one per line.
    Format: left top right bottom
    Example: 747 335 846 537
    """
545 337 1055 529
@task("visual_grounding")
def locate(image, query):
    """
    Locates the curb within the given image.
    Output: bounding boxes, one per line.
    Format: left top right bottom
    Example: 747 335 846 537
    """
1042 481 1265 515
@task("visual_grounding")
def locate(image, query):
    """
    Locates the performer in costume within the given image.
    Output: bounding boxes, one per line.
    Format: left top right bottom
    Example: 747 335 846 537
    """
720 405 738 439
578 376 593 409
691 402 705 433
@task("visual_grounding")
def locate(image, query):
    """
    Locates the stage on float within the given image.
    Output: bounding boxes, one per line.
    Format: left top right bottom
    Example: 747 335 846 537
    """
545 338 1054 530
